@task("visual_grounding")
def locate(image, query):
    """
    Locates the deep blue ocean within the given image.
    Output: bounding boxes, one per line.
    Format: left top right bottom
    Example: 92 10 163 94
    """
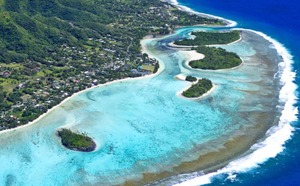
0 1 299 185
177 0 300 185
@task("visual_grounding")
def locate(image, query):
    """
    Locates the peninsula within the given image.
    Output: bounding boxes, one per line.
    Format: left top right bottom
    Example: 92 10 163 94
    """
0 0 223 130
0 1 286 186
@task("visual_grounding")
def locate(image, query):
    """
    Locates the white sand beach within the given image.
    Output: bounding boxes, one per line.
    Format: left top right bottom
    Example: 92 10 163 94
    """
0 37 164 135
177 81 216 100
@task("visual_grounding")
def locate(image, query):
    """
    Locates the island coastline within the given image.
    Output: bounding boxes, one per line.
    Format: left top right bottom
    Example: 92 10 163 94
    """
180 49 244 71
163 0 237 27
0 0 297 186
164 31 296 186
123 8 297 186
0 34 170 136
57 129 97 152
177 82 216 100
0 56 164 136
168 34 242 48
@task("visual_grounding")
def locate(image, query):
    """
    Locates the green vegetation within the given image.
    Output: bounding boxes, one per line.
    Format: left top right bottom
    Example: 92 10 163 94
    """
0 0 223 130
57 129 96 152
189 46 242 70
173 30 242 70
182 78 213 98
185 75 197 82
141 65 155 72
174 30 240 46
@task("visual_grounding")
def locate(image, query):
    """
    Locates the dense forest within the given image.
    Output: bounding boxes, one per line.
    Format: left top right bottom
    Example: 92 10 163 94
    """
182 78 213 98
0 0 223 129
0 0 222 64
174 30 240 46
185 75 197 82
189 46 242 70
57 129 96 152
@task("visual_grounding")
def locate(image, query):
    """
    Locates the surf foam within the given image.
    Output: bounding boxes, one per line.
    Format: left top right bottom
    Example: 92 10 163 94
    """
163 0 237 27
173 30 298 186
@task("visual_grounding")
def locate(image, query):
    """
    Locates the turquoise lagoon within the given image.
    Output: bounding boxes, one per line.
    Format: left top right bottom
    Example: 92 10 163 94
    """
0 27 281 185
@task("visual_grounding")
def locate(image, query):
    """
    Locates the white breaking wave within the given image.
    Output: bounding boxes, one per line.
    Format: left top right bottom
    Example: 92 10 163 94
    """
174 30 298 186
163 1 298 185
163 0 237 27
165 0 179 5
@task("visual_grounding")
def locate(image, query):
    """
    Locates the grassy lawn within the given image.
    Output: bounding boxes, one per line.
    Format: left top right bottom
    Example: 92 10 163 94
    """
0 63 24 69
141 65 155 72
0 78 19 93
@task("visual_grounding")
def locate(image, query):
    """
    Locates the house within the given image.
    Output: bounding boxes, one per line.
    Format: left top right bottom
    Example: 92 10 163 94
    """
0 71 11 78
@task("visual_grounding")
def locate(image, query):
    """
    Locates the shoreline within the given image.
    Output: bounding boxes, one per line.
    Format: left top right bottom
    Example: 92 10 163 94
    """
0 37 164 136
168 31 244 72
0 1 297 186
186 56 245 72
0 0 226 136
125 2 298 186
124 28 295 186
0 77 151 135
168 36 242 48
177 82 216 100
172 31 298 186
179 50 205 61
168 31 242 49
208 35 243 46
181 49 244 72
178 49 244 71
163 0 237 27
168 41 196 48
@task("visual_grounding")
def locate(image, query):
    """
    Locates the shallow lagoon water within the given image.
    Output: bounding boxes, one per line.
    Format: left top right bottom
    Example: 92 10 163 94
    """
0 27 281 185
